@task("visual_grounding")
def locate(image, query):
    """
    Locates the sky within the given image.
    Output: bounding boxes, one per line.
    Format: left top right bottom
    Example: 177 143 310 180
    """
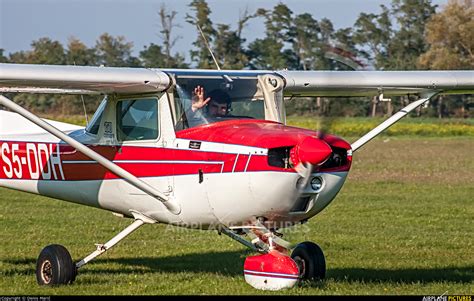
0 0 448 60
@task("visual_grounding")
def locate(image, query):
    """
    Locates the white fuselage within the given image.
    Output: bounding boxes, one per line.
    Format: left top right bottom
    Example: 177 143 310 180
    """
0 110 349 230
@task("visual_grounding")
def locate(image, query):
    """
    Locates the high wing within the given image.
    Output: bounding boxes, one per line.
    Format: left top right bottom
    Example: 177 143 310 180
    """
1 63 473 153
278 70 474 97
1 63 473 96
0 63 170 94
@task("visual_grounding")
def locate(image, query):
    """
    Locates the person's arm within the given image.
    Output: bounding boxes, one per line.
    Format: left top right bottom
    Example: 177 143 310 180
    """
191 85 210 112
183 85 211 127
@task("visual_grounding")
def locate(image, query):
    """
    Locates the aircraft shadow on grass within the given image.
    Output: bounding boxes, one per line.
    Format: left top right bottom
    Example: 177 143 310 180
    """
3 251 473 284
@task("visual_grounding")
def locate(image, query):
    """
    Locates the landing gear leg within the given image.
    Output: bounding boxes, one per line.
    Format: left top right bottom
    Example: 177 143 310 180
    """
219 224 300 290
35 212 155 286
219 224 327 289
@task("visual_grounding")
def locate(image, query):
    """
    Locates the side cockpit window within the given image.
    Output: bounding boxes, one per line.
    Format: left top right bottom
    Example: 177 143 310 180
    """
116 98 158 141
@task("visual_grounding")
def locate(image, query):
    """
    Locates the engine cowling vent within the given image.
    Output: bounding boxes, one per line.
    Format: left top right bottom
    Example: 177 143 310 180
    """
320 147 348 169
267 147 292 169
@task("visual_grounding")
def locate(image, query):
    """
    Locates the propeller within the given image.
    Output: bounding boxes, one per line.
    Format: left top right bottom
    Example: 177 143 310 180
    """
290 135 332 203
289 36 365 208
315 113 340 140
290 106 345 207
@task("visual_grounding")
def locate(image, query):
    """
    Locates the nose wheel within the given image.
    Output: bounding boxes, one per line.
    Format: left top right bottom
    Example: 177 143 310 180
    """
36 244 76 285
220 224 327 290
291 241 326 281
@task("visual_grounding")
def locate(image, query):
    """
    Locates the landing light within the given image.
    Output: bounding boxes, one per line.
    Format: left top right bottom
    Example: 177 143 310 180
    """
311 177 323 192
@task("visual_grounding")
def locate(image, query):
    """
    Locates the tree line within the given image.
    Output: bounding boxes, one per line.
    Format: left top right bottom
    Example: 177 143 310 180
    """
1 0 472 118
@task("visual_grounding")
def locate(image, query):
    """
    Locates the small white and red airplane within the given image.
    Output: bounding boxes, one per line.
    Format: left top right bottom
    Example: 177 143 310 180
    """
0 63 473 290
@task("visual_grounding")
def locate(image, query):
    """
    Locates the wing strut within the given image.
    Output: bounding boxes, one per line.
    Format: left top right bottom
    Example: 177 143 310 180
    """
351 91 438 152
0 95 181 215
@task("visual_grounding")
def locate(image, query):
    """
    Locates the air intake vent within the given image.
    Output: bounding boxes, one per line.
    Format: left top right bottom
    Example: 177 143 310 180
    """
290 196 311 213
268 147 291 168
320 147 347 169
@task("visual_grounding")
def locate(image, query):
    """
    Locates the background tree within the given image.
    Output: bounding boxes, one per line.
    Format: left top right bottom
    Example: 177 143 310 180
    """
140 5 187 68
139 43 168 68
0 49 8 63
418 0 473 118
354 0 436 70
214 23 252 69
213 24 239 68
292 13 320 70
8 50 30 64
6 38 66 112
315 18 337 70
94 33 140 67
329 27 365 70
418 0 474 69
157 4 188 68
248 4 297 69
28 38 66 65
66 37 97 66
186 0 217 68
159 4 178 67
2 0 472 118
211 8 256 69
352 0 437 117
386 0 437 69
353 6 392 69
139 43 188 68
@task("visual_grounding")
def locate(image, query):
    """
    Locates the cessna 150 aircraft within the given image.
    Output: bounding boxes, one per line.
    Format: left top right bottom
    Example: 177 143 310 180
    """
0 63 473 290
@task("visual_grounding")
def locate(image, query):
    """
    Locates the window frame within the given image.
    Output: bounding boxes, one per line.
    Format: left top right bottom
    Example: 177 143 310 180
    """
115 96 160 144
85 98 107 136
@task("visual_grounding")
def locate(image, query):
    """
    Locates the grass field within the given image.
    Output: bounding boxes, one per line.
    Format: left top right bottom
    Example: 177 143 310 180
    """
286 116 474 137
0 136 473 295
47 114 474 137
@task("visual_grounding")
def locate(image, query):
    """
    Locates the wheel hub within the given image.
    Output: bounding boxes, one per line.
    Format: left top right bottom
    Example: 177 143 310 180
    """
40 260 52 284
293 255 306 278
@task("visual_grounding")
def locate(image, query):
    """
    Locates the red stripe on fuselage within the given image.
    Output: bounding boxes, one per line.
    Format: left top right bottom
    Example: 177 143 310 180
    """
1 118 353 181
0 141 290 181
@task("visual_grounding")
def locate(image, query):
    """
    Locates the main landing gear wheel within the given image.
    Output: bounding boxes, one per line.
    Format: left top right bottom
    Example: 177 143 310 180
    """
291 241 326 281
36 244 76 285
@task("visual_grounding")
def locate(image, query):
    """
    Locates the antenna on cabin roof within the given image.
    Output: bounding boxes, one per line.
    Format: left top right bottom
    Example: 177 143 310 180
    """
194 21 221 70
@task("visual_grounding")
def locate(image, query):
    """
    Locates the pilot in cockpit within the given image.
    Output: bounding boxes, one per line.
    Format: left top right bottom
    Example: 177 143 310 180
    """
175 85 233 130
190 85 231 118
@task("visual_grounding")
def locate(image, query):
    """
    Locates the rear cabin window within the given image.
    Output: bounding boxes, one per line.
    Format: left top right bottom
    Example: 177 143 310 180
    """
116 98 158 141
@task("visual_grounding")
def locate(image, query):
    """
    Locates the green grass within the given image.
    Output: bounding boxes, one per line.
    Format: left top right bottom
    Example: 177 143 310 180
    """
44 114 474 137
286 116 474 137
0 137 473 295
42 114 89 127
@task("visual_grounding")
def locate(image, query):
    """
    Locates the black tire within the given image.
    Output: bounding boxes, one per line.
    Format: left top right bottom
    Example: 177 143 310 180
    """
36 244 76 285
291 241 326 281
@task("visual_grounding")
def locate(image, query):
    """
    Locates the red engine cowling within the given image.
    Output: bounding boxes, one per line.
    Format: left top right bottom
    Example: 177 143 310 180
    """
243 251 299 290
289 136 332 167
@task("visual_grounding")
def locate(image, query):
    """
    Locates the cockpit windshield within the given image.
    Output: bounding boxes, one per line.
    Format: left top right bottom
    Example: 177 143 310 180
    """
171 74 264 130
